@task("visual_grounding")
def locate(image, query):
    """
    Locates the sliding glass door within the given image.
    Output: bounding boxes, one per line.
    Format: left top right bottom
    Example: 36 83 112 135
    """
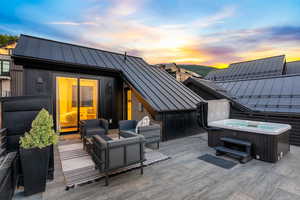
79 79 98 122
56 76 99 133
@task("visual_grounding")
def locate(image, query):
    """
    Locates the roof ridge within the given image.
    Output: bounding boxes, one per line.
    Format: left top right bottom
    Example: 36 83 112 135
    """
19 34 142 60
229 55 285 66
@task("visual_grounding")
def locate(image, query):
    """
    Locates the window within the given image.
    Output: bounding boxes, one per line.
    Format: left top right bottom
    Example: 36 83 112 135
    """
0 60 10 76
72 85 94 107
2 61 10 72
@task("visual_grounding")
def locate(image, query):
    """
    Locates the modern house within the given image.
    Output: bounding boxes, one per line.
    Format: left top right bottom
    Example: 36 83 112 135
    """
205 55 286 81
11 34 204 141
205 55 300 113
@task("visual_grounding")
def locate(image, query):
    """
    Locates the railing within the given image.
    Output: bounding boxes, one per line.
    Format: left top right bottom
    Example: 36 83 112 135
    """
1 91 10 97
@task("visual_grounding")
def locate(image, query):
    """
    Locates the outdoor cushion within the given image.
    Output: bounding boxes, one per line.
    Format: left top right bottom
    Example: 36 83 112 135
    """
86 127 106 137
135 116 150 133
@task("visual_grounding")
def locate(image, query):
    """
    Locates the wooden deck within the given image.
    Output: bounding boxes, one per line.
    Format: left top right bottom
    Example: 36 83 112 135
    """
19 133 300 200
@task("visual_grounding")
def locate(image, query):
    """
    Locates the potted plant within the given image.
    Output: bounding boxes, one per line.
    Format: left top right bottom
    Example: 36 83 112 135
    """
19 109 58 196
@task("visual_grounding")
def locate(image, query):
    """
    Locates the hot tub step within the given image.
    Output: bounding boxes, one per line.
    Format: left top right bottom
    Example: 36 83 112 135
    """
215 146 251 163
221 137 251 147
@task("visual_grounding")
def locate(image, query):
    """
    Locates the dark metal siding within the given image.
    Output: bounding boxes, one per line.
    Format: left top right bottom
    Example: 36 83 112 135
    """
10 64 23 96
156 111 200 141
13 35 204 112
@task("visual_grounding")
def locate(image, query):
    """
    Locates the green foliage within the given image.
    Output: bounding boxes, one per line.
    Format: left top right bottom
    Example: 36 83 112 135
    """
20 109 59 149
0 34 18 46
178 64 215 77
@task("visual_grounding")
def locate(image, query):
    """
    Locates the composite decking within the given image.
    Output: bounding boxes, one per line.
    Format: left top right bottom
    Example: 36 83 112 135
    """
16 133 300 200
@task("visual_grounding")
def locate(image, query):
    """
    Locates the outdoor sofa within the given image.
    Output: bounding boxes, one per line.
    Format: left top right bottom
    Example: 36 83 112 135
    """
118 120 161 148
90 132 145 185
79 119 109 150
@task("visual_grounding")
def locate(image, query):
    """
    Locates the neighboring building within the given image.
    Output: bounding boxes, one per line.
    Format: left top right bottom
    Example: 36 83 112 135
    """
204 55 300 113
156 63 202 82
12 35 204 140
0 41 18 97
184 76 300 146
205 55 286 81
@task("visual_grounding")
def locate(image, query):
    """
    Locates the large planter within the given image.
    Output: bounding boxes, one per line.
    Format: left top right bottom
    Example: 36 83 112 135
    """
20 146 50 196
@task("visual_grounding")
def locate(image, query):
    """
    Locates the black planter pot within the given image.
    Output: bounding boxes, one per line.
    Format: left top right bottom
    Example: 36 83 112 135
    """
20 146 50 196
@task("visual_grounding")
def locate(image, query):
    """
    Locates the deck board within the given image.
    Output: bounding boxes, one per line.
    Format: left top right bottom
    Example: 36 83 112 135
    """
17 133 300 200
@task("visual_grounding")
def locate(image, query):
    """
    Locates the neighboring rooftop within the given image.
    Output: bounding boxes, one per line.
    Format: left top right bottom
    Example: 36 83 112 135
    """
206 55 285 81
217 75 300 113
13 34 204 113
286 61 300 75
177 64 215 77
183 77 252 112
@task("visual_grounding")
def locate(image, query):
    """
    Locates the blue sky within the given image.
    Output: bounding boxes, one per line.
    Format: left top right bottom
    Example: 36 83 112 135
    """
1 0 300 67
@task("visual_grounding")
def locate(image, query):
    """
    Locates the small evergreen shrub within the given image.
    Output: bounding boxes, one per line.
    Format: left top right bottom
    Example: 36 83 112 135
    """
20 109 59 149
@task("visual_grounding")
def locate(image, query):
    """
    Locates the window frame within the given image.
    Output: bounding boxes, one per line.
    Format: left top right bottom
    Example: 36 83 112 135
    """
0 59 11 76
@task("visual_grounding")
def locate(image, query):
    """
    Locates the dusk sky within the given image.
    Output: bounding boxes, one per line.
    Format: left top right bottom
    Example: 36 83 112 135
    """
1 0 300 68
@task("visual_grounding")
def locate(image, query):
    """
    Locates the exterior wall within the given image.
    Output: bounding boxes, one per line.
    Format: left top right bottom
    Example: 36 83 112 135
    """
22 66 123 130
0 54 12 97
1 80 10 96
131 92 154 121
0 42 17 55
131 91 200 141
10 64 23 96
156 111 200 141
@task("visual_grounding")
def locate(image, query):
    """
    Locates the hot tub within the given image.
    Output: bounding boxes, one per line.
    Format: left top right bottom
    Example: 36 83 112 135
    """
207 119 291 163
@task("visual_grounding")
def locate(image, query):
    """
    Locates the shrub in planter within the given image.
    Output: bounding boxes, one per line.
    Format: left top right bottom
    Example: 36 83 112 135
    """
19 109 58 196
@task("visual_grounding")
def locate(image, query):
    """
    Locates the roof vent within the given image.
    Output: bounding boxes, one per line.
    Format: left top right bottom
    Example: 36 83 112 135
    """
124 52 127 61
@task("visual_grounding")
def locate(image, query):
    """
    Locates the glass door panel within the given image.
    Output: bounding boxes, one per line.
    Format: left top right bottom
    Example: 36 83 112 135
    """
56 77 78 132
79 79 98 121
127 89 132 120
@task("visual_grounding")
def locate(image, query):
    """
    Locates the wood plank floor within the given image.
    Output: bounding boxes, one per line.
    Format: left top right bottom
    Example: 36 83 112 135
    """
34 133 300 200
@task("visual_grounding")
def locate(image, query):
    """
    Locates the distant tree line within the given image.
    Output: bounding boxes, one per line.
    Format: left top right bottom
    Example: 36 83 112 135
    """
0 34 18 46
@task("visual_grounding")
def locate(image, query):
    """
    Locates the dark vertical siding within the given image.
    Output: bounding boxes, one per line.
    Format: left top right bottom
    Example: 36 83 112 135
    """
24 68 53 96
156 111 200 141
22 67 123 130
10 64 23 96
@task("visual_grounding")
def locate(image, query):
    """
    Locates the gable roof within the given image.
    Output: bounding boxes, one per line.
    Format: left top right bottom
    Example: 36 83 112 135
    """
13 34 204 113
205 55 285 81
286 61 300 75
216 75 300 113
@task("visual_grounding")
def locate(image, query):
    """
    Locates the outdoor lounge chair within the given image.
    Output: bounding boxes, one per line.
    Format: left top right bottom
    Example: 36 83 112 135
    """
118 120 161 148
90 133 145 186
79 119 109 150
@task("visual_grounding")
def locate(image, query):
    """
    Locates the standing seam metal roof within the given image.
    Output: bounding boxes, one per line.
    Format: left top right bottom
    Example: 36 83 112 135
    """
205 55 285 81
13 34 204 112
286 61 300 75
216 75 300 113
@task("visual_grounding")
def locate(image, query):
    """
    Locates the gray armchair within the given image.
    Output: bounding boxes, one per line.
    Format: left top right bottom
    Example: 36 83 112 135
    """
79 119 109 150
90 133 145 186
118 120 161 148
